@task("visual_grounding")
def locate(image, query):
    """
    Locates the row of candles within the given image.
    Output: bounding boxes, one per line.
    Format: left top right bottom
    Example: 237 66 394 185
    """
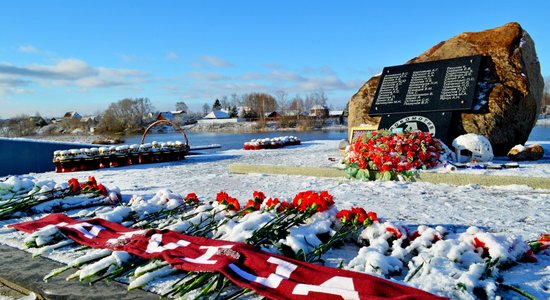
52 141 189 173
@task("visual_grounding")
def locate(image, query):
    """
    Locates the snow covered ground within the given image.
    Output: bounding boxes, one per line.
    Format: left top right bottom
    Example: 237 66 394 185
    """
0 139 549 299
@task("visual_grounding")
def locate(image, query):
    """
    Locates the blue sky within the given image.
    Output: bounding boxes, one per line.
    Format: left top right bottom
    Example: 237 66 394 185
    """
1 1 549 118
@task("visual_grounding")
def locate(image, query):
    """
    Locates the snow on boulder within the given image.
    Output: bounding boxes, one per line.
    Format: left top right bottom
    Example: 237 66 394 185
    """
507 144 545 161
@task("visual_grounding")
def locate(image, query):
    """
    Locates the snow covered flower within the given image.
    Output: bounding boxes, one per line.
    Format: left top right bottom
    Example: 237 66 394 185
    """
529 233 550 254
97 184 108 196
336 207 379 227
243 191 267 214
1 176 116 219
243 199 260 214
216 191 240 211
252 191 266 202
68 178 80 192
264 197 280 210
184 192 199 205
292 190 334 213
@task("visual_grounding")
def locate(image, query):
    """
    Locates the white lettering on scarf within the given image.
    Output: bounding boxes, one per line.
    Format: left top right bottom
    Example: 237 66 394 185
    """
182 245 234 265
229 256 298 288
293 276 360 299
66 222 105 239
146 233 191 253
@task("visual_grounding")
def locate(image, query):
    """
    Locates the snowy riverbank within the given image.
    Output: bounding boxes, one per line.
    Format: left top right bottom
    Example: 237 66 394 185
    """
0 139 549 299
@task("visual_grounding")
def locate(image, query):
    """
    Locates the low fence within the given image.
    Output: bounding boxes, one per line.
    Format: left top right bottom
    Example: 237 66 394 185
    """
0 138 95 177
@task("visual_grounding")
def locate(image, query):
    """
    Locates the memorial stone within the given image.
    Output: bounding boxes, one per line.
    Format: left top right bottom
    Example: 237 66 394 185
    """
348 22 544 155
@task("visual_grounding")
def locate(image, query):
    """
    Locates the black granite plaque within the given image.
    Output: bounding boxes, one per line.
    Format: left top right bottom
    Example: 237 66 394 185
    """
378 111 452 140
369 56 481 115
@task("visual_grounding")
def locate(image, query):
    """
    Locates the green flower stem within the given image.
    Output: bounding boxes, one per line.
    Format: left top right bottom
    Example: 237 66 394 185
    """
194 273 223 299
0 187 107 219
174 273 215 297
223 288 252 300
304 226 357 263
498 283 536 300
91 258 148 284
161 272 193 298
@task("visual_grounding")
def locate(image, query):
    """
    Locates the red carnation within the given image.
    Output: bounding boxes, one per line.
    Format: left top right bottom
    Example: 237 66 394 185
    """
97 184 108 196
68 178 80 192
277 201 294 213
386 227 402 239
216 191 229 203
266 197 280 209
253 191 266 203
184 192 199 204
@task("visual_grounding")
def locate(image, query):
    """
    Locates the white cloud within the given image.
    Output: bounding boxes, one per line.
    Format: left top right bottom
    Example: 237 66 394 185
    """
0 59 96 80
295 75 347 91
200 55 234 68
0 75 33 97
180 61 364 104
0 59 147 91
18 45 39 54
237 70 305 82
187 71 229 81
268 70 305 82
166 51 179 60
302 66 335 75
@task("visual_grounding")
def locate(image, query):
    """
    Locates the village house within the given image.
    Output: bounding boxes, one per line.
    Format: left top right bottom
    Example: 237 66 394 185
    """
309 105 329 117
63 111 82 120
198 110 243 124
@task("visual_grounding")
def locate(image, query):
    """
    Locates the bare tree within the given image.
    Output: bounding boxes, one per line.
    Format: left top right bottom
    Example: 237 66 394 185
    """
230 93 241 107
220 96 230 110
176 101 188 113
243 92 277 120
304 93 315 112
289 95 304 114
274 90 288 114
202 103 210 115
312 89 328 106
5 114 36 137
96 98 155 134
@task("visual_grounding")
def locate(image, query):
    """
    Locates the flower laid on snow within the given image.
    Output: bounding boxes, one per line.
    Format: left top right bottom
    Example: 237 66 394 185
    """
8 179 548 300
68 178 81 192
216 191 240 211
529 233 550 254
336 207 379 227
243 191 267 214
346 130 444 181
386 226 404 239
292 190 334 212
264 197 280 210
0 176 117 219
245 191 336 250
277 200 294 213
96 184 108 196
183 192 199 205
68 176 110 196
243 200 261 214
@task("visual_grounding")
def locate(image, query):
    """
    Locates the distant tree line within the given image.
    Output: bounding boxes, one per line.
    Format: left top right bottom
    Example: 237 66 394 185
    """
199 89 331 118
0 89 345 137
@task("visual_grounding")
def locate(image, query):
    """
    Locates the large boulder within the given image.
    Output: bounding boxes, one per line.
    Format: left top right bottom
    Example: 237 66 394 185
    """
348 22 544 155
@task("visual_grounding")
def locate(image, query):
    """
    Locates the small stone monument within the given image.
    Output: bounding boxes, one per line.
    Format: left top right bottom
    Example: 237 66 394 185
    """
348 22 544 155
